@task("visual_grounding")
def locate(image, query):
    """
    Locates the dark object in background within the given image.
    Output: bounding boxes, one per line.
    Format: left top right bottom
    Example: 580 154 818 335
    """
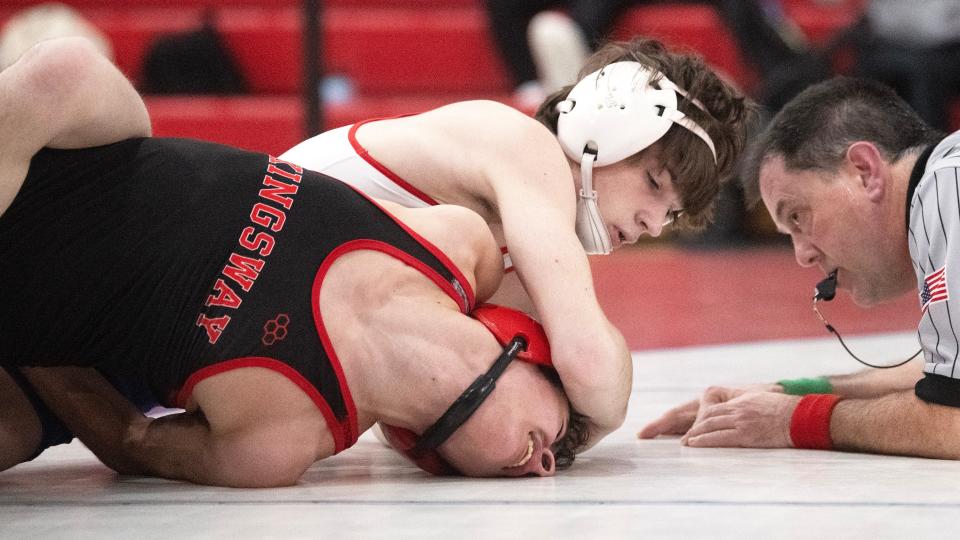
142 15 247 95
760 52 832 114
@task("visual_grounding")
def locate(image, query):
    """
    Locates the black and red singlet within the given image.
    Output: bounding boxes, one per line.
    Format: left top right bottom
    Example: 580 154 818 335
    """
0 137 476 453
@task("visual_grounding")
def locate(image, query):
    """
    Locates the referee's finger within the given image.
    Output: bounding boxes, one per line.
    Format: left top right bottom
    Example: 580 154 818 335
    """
682 414 736 443
700 386 737 407
684 428 740 448
637 399 698 438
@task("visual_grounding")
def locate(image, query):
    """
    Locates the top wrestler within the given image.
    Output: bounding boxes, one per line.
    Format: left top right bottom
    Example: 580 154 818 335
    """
281 38 754 445
0 38 582 487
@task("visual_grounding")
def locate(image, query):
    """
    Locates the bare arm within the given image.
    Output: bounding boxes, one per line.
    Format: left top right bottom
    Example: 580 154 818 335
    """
826 358 923 398
346 101 630 446
128 368 327 487
1 37 150 151
126 407 321 488
441 102 632 446
639 359 924 439
830 391 960 459
25 367 325 487
680 385 960 460
22 367 147 474
0 37 150 210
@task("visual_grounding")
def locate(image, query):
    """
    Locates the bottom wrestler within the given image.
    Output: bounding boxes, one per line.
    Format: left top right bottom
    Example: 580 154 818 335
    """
0 39 588 487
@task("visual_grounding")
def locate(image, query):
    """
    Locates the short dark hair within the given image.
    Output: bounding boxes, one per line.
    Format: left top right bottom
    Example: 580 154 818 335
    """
536 38 756 230
553 408 589 470
742 77 944 206
540 366 589 470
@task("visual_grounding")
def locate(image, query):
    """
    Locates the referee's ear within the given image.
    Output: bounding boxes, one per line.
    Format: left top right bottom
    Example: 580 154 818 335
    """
846 141 886 203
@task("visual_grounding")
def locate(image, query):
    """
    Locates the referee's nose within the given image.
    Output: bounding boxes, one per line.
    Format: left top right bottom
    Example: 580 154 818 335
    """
792 236 819 268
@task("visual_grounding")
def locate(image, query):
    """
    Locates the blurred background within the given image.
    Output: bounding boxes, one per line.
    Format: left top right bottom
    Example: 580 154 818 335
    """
2 0 954 351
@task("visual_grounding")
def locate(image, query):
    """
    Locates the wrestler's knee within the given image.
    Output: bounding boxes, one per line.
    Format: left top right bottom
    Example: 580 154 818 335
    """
0 369 42 471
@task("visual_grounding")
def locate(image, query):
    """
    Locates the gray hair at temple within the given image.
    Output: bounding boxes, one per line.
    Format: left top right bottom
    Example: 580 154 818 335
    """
741 77 944 206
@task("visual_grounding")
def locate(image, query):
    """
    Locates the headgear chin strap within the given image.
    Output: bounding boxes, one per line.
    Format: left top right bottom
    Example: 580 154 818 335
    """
380 304 554 476
573 147 611 255
556 61 717 254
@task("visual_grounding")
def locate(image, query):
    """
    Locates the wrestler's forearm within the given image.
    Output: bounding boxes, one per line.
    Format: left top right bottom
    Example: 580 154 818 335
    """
123 412 228 484
561 322 632 450
831 390 960 459
493 171 632 437
21 367 146 474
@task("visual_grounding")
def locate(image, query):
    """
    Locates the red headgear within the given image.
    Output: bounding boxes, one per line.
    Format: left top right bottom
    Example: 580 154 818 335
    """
380 303 553 475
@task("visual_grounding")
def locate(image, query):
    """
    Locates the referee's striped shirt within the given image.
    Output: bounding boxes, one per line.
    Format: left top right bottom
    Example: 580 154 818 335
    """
908 129 960 407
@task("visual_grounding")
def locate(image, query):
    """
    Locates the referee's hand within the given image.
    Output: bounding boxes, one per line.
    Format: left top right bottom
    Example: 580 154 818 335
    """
637 398 699 439
681 387 799 448
638 383 782 439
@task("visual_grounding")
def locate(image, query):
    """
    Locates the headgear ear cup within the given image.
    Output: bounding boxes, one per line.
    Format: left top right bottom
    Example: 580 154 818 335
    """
380 304 555 475
379 424 458 476
470 303 552 365
556 61 716 165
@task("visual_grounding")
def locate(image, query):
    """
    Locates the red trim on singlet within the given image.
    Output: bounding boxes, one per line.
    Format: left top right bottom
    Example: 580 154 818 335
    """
347 117 439 206
345 187 478 312
173 356 349 453
348 116 515 274
310 239 473 452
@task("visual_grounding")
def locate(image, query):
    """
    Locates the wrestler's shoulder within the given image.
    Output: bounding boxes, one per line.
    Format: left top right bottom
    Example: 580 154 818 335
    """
414 100 543 132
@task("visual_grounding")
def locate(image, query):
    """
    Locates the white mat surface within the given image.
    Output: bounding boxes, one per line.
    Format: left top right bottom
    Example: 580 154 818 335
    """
4 333 955 540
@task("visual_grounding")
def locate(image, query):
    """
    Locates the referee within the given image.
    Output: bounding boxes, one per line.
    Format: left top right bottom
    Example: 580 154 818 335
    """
641 77 960 458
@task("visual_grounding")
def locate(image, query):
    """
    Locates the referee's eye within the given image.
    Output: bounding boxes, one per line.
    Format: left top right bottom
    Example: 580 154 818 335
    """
789 212 801 229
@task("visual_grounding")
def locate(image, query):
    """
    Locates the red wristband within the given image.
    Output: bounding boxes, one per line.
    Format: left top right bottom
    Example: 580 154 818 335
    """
789 394 841 450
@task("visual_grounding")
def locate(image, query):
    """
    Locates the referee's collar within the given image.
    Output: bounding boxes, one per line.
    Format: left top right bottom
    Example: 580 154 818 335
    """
906 143 937 231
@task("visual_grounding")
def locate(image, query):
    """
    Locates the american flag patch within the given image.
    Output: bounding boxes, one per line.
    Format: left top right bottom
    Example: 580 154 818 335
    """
921 265 949 311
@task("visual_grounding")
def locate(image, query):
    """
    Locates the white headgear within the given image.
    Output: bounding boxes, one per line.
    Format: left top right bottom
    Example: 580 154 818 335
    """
556 61 716 254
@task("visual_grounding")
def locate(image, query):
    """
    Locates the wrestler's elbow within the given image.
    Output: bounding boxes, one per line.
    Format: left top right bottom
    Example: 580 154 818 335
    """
217 454 309 488
580 409 627 452
97 451 147 477
561 363 630 435
595 399 629 434
554 330 631 397
204 437 315 488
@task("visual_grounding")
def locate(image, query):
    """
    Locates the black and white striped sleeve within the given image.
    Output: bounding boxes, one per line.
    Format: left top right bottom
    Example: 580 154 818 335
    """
910 132 960 407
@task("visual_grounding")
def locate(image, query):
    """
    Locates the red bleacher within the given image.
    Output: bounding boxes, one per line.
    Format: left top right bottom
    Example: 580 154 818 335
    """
1 0 870 153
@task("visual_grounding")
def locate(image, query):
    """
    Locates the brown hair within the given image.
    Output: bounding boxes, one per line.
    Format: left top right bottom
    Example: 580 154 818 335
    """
535 38 755 230
553 408 589 470
742 77 944 206
540 366 589 470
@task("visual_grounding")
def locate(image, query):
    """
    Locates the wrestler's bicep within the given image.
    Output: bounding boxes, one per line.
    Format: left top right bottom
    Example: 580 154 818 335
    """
133 409 319 487
158 367 329 487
